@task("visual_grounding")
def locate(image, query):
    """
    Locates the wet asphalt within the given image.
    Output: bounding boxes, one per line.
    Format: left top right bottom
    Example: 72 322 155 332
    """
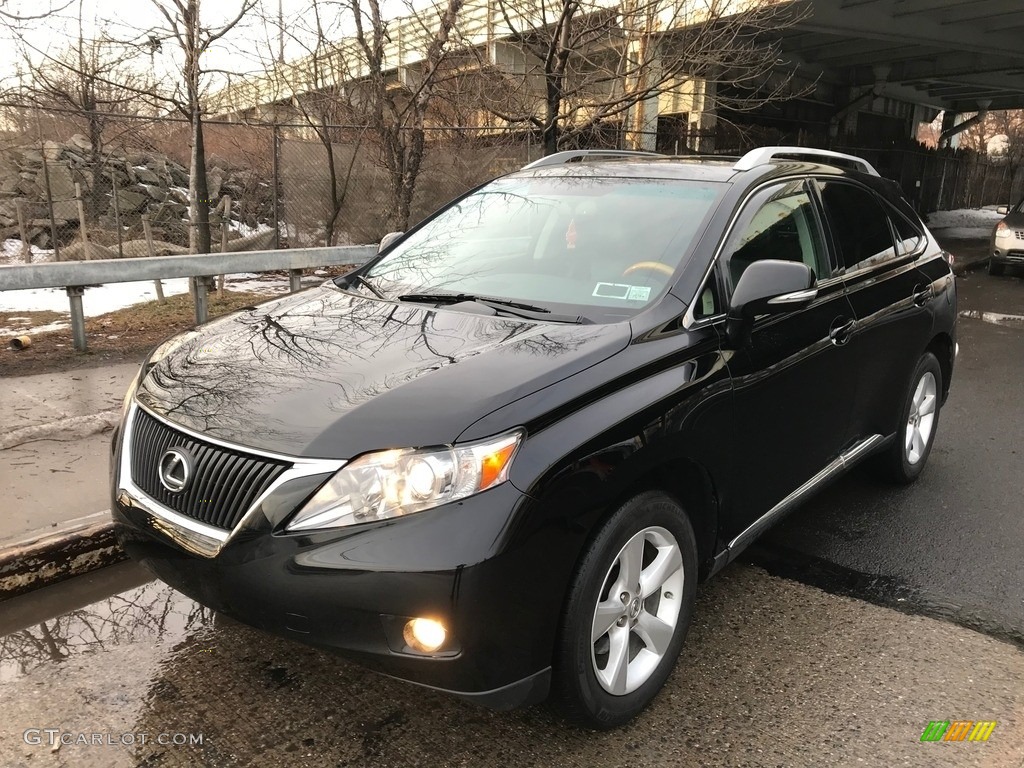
1 561 1022 768
750 268 1024 647
1 267 1023 767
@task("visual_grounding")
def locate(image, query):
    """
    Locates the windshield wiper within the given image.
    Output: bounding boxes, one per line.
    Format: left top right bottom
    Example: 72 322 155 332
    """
398 293 591 324
399 293 548 312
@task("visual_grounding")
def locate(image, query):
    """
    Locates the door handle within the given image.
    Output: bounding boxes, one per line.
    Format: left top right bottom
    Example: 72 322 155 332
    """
829 318 856 346
913 285 934 307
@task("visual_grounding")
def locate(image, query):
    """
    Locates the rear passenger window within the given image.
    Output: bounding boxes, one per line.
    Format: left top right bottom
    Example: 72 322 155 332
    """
817 181 896 272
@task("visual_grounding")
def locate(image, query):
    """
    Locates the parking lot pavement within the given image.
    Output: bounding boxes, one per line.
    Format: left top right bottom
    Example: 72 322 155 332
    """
1 561 1021 768
753 270 1024 647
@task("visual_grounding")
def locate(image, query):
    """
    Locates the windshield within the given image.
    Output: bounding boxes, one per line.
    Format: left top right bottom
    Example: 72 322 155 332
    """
362 175 723 320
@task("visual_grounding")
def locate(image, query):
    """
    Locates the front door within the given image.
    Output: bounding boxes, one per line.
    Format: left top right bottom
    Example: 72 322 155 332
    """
714 180 861 543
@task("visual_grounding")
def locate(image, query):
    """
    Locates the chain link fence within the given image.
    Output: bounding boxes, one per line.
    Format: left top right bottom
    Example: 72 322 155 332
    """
1 105 1021 263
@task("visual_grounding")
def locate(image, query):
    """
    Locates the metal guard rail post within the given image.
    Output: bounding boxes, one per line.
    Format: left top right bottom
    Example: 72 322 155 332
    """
0 245 376 352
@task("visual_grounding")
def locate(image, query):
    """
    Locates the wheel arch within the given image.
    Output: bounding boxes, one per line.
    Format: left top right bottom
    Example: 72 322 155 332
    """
575 455 721 583
925 332 954 401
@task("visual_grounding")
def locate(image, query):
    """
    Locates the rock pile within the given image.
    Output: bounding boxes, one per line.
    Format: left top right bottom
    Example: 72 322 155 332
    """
0 134 271 249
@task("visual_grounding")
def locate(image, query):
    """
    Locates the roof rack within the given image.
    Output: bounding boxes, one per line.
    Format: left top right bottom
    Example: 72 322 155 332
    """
734 146 880 176
521 149 661 170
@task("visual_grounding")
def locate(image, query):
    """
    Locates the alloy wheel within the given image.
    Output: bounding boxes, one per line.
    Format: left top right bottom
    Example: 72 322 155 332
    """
905 371 937 465
590 526 684 695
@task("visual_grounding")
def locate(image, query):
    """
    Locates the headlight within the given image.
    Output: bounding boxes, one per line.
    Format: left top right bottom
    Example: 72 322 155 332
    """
286 430 524 530
994 222 1012 239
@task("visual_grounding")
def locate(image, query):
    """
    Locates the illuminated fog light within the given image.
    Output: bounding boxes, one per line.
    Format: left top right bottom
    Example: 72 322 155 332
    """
403 618 447 653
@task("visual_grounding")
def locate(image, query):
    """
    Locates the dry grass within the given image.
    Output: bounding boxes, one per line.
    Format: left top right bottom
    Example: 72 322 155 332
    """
0 309 66 328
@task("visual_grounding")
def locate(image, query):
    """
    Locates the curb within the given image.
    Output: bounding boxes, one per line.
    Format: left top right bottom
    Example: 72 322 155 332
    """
0 514 125 600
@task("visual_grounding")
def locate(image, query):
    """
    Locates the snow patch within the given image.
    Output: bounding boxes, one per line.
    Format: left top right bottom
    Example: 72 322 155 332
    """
2 239 53 265
927 207 1004 239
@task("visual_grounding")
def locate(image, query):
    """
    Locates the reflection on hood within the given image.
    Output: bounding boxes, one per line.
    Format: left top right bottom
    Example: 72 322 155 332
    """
135 285 630 458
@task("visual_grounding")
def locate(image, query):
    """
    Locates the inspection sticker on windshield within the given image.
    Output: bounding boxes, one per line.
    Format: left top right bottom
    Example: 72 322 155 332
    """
593 283 651 301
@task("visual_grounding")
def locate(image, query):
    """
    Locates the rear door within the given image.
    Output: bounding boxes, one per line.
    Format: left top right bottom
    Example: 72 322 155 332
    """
813 178 934 440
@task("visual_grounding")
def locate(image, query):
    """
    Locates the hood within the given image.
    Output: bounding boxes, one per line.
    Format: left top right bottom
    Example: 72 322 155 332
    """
135 284 631 458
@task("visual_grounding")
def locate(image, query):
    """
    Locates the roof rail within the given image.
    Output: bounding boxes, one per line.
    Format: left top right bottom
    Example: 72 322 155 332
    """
521 149 661 170
734 146 880 176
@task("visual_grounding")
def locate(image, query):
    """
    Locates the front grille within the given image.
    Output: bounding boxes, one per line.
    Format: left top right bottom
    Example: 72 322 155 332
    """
129 409 291 531
1015 230 1024 241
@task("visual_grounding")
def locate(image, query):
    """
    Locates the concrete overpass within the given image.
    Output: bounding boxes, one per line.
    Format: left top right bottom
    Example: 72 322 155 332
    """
210 0 1024 150
783 0 1024 114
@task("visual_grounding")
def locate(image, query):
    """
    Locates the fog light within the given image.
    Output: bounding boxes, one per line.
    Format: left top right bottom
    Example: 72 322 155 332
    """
403 618 446 653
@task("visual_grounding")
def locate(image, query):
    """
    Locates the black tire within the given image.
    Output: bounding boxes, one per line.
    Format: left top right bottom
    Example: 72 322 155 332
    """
874 351 943 484
553 490 698 730
989 260 1005 276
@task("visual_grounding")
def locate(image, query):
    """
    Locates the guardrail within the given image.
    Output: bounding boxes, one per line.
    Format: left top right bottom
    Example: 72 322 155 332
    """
0 245 376 352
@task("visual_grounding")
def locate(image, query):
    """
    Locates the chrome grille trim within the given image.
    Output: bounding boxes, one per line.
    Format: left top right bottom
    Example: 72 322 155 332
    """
116 402 345 558
130 409 290 530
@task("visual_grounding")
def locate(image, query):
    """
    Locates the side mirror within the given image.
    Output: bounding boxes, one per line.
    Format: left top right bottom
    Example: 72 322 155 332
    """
724 260 817 348
378 231 404 253
996 206 1009 215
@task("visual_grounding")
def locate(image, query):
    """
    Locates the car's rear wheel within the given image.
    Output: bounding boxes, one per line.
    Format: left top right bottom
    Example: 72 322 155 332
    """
874 351 942 484
553 491 697 729
989 259 1005 276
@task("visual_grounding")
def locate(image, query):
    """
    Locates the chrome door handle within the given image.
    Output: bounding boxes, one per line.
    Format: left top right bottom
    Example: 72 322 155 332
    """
829 318 856 345
913 285 933 307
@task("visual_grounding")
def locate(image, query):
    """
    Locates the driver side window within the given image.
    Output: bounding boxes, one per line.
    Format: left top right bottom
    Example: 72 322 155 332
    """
724 181 830 291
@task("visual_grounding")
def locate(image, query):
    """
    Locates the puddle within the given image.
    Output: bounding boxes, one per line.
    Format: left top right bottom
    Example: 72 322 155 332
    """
0 578 212 686
958 309 1024 328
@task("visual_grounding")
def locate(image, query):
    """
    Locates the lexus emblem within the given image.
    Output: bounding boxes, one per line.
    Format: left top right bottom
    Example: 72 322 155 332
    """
158 448 193 493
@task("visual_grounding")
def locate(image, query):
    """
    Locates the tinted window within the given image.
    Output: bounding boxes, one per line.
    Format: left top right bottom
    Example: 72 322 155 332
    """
724 181 830 290
818 181 896 271
364 177 723 317
890 209 924 256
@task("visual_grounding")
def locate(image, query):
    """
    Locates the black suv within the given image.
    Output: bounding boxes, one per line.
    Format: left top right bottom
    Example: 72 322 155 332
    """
111 147 956 729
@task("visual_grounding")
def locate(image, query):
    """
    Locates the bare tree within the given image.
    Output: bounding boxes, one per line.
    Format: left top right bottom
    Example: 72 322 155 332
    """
0 0 71 22
147 0 257 253
254 0 364 246
474 0 805 155
355 0 466 230
2 16 150 221
957 110 1024 205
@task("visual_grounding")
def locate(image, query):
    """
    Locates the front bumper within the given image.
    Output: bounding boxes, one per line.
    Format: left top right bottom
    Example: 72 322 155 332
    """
991 241 1024 264
110 406 554 709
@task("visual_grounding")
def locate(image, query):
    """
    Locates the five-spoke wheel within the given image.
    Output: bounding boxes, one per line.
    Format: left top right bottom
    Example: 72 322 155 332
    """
875 351 944 484
555 491 697 729
590 526 684 695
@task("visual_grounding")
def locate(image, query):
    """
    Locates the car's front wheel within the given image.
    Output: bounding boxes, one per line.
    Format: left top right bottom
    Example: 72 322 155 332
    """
554 491 697 729
989 259 1005 276
875 351 943 484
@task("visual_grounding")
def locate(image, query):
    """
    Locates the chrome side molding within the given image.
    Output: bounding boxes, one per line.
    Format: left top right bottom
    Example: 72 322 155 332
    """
725 434 886 559
767 287 819 306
